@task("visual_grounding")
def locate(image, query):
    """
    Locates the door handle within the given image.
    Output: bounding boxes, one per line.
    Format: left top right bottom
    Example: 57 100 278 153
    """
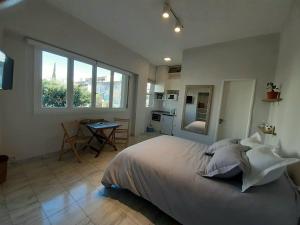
219 118 224 124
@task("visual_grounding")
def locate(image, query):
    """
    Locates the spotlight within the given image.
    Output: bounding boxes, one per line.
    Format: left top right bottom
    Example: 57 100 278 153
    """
164 57 172 62
162 2 170 18
174 20 182 33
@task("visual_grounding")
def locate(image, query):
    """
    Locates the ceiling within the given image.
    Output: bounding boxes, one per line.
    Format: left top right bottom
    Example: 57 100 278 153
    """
45 0 293 65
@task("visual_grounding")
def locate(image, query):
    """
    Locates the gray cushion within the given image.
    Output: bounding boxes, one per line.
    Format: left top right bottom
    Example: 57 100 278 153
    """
200 144 250 178
207 138 248 154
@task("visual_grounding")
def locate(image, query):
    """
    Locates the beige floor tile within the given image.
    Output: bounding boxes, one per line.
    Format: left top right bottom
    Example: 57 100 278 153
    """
9 201 46 225
48 203 87 225
29 175 60 189
5 185 38 211
88 203 132 225
76 164 99 177
0 214 13 225
1 176 30 195
1 133 174 225
0 201 9 217
84 170 104 187
25 166 53 179
76 189 115 215
34 183 66 202
64 179 99 201
56 170 83 185
20 217 52 225
40 191 75 217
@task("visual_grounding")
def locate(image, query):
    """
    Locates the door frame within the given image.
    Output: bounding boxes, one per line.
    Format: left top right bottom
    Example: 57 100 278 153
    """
214 78 256 141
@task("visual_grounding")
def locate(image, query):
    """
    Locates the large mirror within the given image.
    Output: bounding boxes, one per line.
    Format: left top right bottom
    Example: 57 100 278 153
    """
182 85 214 135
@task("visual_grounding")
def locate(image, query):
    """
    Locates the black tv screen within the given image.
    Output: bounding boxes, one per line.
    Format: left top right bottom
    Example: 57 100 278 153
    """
0 50 14 90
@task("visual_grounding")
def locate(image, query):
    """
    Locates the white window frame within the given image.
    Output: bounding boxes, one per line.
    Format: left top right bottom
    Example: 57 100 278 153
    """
146 80 155 108
32 42 130 114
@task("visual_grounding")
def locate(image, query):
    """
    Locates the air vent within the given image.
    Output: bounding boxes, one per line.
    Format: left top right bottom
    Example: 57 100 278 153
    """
168 65 181 73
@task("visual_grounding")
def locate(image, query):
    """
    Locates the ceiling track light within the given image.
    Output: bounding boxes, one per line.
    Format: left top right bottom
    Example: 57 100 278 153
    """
161 0 183 33
174 19 183 33
162 2 170 18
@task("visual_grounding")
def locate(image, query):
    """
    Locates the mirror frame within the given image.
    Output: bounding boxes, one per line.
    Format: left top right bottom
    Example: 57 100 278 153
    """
181 85 214 135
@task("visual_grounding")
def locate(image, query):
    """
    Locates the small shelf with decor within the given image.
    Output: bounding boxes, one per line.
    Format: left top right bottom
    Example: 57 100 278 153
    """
262 82 282 103
258 125 277 136
262 98 283 102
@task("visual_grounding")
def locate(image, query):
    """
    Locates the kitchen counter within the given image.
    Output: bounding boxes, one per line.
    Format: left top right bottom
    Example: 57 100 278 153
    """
152 110 176 116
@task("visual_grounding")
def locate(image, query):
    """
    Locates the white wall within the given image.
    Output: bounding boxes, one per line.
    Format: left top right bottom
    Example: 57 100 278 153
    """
174 34 279 144
267 0 300 184
0 0 152 160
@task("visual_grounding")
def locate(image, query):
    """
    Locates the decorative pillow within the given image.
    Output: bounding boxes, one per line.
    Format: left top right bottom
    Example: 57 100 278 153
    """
242 145 300 192
200 144 250 178
240 132 263 149
207 138 241 153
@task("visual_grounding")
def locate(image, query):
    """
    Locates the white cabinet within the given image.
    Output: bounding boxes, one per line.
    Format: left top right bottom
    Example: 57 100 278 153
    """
154 66 169 93
161 115 174 135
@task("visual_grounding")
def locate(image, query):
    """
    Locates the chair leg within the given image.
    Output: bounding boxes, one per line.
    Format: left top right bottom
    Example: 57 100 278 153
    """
71 143 82 163
58 136 66 161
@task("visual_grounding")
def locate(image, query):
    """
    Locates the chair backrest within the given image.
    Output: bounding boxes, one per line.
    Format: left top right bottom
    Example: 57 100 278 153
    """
114 118 130 130
61 120 80 139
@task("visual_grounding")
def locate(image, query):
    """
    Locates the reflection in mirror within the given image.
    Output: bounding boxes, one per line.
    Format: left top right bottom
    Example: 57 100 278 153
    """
182 85 214 135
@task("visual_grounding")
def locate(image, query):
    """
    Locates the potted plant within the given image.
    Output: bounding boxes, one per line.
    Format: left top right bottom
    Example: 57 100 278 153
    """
266 82 280 99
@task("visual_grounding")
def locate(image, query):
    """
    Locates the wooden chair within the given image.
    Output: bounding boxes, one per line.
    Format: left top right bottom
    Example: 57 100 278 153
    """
113 118 130 145
59 120 90 163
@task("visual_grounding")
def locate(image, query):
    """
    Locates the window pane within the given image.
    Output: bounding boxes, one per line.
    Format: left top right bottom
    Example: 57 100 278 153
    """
96 67 111 108
73 60 92 107
113 72 126 108
146 94 150 107
146 82 151 94
42 51 68 108
146 82 154 107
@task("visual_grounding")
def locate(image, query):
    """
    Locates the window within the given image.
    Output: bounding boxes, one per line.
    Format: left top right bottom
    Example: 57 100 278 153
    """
35 47 130 112
146 81 154 107
96 67 111 108
113 72 127 108
41 51 68 108
73 60 93 107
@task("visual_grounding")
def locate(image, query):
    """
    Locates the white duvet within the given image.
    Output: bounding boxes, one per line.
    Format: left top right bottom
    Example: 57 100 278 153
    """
102 135 300 225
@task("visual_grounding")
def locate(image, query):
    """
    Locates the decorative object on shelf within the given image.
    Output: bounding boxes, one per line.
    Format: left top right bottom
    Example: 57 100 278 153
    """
266 82 280 100
258 123 277 135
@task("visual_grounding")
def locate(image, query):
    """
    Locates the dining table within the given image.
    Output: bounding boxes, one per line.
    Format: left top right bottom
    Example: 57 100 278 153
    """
85 121 120 157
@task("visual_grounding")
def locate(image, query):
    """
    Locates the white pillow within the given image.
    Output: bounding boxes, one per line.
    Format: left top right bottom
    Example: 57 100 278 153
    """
240 132 262 149
242 145 300 192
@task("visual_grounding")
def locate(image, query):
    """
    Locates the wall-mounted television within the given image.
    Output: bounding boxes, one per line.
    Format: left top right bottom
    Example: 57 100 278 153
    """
0 50 14 90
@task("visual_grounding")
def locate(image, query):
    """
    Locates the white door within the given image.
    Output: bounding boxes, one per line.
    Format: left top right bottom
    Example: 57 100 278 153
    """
217 80 255 140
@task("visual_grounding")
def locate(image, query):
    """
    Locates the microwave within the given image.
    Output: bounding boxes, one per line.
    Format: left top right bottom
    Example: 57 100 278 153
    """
167 94 178 100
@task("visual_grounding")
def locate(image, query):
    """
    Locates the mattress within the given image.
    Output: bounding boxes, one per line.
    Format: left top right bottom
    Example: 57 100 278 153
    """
102 135 300 225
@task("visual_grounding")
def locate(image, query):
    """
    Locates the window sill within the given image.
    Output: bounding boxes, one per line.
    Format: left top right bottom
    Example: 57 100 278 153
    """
33 107 127 115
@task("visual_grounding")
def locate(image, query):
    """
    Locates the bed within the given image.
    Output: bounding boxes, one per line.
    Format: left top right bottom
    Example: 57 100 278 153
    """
102 135 300 225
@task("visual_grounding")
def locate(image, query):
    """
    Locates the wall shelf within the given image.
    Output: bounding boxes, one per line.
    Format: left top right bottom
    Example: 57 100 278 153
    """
258 126 277 135
262 98 283 102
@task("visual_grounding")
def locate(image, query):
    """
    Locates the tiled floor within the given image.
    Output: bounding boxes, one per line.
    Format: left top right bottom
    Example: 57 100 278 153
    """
0 133 180 225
